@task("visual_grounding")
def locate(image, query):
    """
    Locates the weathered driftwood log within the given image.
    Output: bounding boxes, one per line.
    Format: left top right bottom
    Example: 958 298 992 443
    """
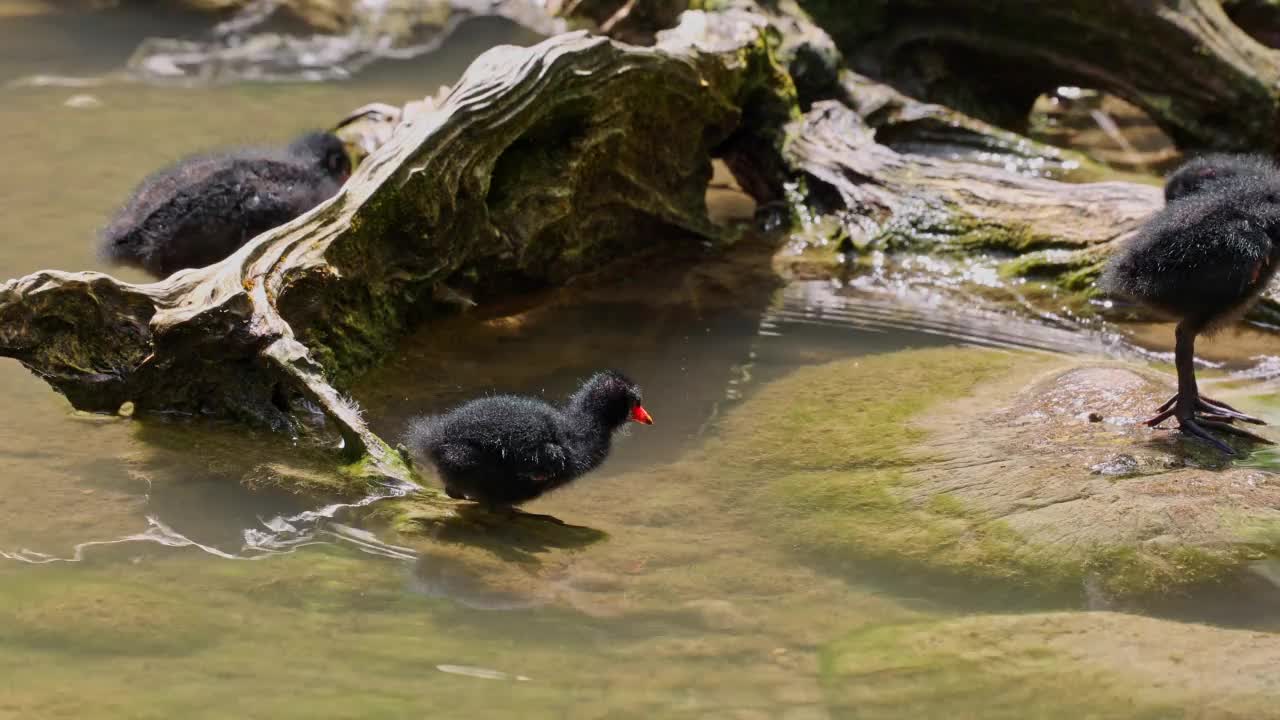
785 100 1159 262
834 70 1114 182
1225 0 1280 48
801 0 1280 153
0 15 790 483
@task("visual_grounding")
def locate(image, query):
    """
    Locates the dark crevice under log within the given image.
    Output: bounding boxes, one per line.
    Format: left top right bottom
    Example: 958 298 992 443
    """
834 69 1121 182
1225 0 1280 49
801 0 1280 153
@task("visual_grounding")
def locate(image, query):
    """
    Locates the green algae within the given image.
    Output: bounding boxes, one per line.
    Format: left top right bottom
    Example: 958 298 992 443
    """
930 217 1064 255
997 247 1099 281
0 552 593 718
821 627 1155 720
0 572 227 657
703 349 1079 595
709 348 1016 471
128 421 371 499
1082 544 1267 599
820 612 1280 719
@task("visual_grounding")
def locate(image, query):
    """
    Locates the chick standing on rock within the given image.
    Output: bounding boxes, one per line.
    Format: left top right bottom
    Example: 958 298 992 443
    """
1101 169 1280 455
403 371 654 511
98 130 351 278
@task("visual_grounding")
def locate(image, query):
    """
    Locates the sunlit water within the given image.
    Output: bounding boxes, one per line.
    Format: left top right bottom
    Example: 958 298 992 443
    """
3 7 1280 719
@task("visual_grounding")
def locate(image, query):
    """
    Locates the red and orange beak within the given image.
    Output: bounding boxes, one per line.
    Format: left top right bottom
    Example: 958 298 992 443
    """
631 405 654 425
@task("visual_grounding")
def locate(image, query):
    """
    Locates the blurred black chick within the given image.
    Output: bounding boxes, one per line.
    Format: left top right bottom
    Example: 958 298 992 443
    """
99 131 350 277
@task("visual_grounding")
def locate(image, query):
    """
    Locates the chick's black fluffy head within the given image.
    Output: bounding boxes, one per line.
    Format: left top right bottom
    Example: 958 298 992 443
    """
1163 153 1279 204
288 131 351 181
569 370 644 430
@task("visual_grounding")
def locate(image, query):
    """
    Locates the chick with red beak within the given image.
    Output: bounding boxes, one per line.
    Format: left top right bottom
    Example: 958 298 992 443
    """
403 370 653 512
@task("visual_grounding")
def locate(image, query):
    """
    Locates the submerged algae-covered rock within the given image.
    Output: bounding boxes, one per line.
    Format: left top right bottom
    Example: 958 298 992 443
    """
712 348 1280 600
0 563 233 656
822 612 1280 720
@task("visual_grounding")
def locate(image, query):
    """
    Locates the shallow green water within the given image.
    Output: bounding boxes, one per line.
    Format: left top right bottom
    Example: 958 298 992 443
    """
4 7 1280 719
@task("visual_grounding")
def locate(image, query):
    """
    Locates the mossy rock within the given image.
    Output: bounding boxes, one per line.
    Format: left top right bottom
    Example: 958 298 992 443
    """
710 348 1017 471
711 348 1280 600
822 612 1280 719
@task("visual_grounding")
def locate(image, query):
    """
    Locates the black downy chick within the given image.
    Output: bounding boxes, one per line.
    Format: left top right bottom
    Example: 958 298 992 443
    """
1162 153 1279 204
98 131 351 278
403 371 654 510
1101 173 1280 454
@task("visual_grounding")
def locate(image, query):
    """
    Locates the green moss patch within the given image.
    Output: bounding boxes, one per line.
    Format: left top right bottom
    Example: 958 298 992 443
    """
821 613 1280 719
706 349 1077 593
0 571 226 657
710 348 1016 470
707 348 1280 600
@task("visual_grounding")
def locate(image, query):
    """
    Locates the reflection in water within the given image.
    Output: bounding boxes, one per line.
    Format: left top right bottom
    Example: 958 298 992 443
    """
0 481 416 564
765 279 1114 356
